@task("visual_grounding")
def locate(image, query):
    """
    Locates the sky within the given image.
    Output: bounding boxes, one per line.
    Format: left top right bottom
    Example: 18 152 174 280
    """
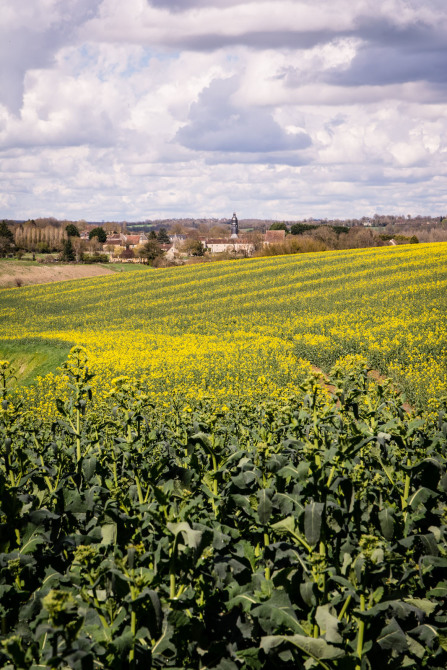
1 0 447 222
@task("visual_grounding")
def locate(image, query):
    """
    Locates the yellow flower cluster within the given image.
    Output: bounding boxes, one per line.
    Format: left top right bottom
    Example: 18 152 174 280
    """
1 242 446 413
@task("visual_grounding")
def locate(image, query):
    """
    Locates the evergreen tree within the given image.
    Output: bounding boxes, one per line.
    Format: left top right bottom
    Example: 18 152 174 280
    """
89 227 107 243
65 223 80 237
0 220 14 257
157 228 170 244
140 239 163 264
269 222 289 233
62 237 75 262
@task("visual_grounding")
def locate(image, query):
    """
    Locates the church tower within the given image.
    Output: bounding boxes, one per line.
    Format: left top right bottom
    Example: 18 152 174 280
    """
230 212 239 238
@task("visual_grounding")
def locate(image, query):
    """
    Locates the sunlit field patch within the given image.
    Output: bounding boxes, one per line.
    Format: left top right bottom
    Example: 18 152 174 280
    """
0 242 446 413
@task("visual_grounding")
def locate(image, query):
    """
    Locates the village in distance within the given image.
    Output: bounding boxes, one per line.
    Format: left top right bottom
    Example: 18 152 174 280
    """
1 211 447 268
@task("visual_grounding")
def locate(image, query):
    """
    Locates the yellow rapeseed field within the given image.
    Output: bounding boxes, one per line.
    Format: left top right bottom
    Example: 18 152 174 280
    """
1 242 446 413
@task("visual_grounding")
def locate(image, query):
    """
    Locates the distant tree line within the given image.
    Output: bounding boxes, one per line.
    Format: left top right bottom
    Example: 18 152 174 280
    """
256 223 420 258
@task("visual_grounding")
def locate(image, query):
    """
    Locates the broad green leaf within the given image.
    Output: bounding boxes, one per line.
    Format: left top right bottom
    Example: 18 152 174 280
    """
304 502 324 545
315 605 342 643
257 489 272 525
100 523 117 545
261 634 344 660
427 581 447 598
408 487 437 509
167 521 203 549
252 591 305 635
214 660 238 670
404 598 437 615
438 633 447 652
377 619 408 652
227 592 259 612
300 581 317 607
18 525 46 555
271 516 296 535
82 456 97 482
378 508 395 540
409 623 439 647
406 634 426 659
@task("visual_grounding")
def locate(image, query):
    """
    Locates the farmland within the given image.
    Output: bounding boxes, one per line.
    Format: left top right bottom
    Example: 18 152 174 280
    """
1 243 447 668
0 242 446 411
0 259 116 289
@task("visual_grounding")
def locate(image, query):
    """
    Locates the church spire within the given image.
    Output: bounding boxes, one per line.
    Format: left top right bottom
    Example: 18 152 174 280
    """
230 212 239 238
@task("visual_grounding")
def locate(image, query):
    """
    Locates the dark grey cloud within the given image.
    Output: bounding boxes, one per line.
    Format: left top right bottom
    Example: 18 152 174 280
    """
331 45 447 87
148 0 257 10
204 152 310 167
176 76 311 154
0 0 102 113
174 30 334 52
150 2 447 80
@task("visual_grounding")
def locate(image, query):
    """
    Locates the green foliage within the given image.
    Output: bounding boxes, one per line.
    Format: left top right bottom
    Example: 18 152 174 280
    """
62 237 75 262
82 252 109 263
65 224 80 238
290 223 349 236
157 228 171 244
269 222 289 232
0 338 70 387
0 221 14 257
89 227 107 243
290 223 318 235
140 239 163 263
330 225 349 235
183 239 205 256
1 351 447 668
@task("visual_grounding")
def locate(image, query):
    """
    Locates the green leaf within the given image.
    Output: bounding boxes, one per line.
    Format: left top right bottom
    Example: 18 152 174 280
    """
213 660 238 670
315 605 342 644
19 525 46 555
261 634 344 660
257 489 272 525
378 507 395 540
427 581 447 598
408 487 437 509
304 502 324 545
404 598 437 615
300 581 317 607
227 592 259 612
406 634 426 659
252 591 305 635
100 523 117 546
82 456 97 482
167 521 203 549
438 632 447 652
377 619 408 652
271 516 296 535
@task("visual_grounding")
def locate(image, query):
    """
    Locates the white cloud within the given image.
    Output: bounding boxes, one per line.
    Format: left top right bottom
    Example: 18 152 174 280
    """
1 0 447 220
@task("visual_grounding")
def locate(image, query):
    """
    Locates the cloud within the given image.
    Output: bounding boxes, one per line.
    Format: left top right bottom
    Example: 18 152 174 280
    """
0 0 102 112
176 76 311 155
1 0 447 220
148 0 259 10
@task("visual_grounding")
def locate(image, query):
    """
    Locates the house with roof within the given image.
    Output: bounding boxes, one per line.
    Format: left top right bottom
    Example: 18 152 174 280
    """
200 238 255 255
120 233 148 248
264 230 286 244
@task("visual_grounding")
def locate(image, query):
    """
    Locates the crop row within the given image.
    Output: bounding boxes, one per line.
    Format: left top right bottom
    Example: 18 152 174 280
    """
1 243 447 414
1 349 447 668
